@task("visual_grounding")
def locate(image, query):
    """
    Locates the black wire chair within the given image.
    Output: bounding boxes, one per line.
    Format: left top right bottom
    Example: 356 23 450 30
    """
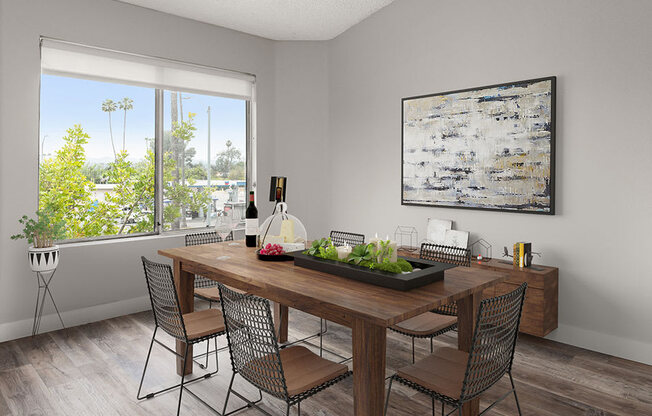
421 243 471 316
388 243 471 363
385 283 527 416
329 230 365 247
138 257 251 416
185 230 233 305
217 284 352 416
185 231 235 369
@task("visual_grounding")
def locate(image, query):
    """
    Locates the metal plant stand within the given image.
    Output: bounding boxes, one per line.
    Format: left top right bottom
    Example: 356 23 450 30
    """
32 269 65 336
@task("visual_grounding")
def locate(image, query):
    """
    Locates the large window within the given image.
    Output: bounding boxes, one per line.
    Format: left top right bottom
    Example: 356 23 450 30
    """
39 39 254 241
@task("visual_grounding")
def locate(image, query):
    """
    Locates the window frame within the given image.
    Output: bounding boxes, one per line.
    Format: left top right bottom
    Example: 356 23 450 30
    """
38 41 256 244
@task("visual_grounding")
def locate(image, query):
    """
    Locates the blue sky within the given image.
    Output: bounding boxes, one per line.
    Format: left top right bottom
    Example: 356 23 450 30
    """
40 75 246 165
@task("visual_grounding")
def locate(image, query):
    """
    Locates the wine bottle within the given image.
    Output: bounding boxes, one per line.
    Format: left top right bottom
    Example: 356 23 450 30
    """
245 191 258 247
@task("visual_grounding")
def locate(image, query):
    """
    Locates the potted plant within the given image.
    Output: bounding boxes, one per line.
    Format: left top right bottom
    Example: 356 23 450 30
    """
11 210 66 272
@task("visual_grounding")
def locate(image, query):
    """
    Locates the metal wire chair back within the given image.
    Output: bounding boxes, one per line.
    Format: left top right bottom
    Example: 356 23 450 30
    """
218 283 289 400
420 242 471 267
185 230 233 246
460 282 527 402
141 257 187 341
420 242 471 316
329 230 365 247
185 231 232 289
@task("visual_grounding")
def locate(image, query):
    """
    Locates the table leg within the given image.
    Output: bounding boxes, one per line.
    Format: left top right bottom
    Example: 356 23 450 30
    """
352 318 386 416
173 260 194 376
274 303 289 343
457 292 481 416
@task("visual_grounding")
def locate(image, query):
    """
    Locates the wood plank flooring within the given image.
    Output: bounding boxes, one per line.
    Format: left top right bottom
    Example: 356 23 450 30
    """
0 305 650 415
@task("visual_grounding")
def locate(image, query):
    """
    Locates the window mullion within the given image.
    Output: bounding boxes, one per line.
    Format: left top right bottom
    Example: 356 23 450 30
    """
154 89 164 234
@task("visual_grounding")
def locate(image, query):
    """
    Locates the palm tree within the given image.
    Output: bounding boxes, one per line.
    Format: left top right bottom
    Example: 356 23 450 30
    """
101 99 117 158
118 97 134 152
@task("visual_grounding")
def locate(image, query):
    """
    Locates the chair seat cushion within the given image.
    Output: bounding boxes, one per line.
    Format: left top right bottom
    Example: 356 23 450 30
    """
194 286 221 301
194 285 246 301
396 346 468 400
279 346 349 397
391 312 457 336
182 309 225 340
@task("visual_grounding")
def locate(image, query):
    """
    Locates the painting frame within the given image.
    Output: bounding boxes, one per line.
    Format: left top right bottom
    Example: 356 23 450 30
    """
401 76 556 215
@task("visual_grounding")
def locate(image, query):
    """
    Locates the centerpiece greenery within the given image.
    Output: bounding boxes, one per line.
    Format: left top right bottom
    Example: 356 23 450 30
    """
304 238 413 274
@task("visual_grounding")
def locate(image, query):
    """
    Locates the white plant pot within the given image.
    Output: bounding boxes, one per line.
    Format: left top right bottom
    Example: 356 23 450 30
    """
28 245 60 272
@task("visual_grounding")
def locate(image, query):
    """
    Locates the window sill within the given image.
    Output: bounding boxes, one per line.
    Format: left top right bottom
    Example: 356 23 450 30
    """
58 228 245 249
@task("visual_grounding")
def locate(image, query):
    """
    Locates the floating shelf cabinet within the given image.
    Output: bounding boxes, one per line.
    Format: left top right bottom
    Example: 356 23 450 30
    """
398 250 559 337
473 259 558 337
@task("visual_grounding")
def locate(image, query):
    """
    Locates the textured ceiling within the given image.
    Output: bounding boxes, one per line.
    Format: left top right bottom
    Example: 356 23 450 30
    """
116 0 395 40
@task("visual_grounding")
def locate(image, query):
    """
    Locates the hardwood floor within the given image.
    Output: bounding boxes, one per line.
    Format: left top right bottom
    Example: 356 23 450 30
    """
0 306 650 415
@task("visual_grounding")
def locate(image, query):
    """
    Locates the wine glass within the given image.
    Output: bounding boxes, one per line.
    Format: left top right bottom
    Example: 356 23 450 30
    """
228 209 243 245
215 212 232 242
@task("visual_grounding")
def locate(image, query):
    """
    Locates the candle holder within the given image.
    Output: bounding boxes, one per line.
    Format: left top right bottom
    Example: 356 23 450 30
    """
394 226 418 252
470 238 492 261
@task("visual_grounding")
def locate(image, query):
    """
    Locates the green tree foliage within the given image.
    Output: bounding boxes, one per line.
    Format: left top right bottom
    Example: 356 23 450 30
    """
103 150 155 234
163 113 210 230
81 163 109 184
228 161 245 180
39 125 117 239
214 140 242 178
186 164 208 180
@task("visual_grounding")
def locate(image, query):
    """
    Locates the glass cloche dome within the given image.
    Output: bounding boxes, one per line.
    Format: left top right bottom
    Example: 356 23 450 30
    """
259 202 307 251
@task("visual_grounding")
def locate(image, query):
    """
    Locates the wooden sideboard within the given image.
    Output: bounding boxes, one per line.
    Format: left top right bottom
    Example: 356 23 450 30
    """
399 250 558 337
472 259 558 337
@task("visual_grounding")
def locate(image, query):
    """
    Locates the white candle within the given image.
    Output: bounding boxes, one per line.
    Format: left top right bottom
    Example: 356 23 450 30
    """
388 240 398 263
378 236 398 263
336 244 352 260
369 233 382 260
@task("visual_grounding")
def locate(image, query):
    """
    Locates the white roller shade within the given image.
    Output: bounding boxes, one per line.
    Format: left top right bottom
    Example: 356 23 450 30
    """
40 38 254 100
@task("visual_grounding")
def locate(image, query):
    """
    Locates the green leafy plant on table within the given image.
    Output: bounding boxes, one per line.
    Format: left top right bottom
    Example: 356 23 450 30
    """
306 238 331 256
347 243 375 265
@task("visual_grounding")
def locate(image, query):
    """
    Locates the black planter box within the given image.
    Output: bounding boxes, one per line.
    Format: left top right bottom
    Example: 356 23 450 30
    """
289 252 457 291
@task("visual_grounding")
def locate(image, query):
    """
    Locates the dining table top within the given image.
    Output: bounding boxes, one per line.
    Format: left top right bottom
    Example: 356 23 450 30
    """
158 241 508 328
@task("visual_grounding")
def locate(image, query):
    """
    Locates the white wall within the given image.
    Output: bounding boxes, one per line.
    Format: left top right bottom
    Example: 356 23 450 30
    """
274 41 331 238
0 0 277 338
325 0 652 364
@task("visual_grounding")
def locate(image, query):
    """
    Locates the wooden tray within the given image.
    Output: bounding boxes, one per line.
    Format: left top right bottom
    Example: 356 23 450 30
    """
288 251 457 291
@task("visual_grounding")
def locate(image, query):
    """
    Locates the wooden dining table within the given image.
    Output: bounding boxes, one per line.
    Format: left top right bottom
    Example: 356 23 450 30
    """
158 242 507 416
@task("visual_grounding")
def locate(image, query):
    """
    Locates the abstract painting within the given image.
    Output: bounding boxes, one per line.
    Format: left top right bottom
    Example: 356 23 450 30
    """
402 77 555 214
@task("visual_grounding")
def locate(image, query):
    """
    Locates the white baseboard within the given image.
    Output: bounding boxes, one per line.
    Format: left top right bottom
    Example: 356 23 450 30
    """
0 296 151 343
546 323 652 366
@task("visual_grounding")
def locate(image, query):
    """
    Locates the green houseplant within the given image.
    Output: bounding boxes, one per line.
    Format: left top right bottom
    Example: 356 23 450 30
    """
11 210 66 272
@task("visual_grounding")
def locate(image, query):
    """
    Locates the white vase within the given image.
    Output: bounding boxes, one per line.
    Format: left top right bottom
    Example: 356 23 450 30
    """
28 245 60 272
